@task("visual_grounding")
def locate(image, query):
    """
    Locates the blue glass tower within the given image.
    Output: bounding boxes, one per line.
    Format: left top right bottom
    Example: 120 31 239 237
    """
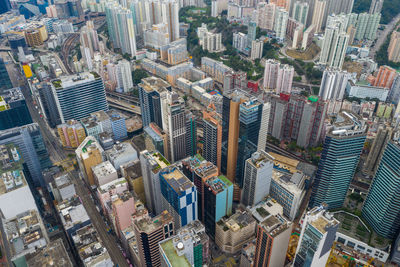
362 141 400 238
0 58 12 93
309 112 366 210
0 88 33 130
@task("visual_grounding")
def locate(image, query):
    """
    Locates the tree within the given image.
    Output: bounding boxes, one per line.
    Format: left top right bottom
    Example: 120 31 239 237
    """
132 69 149 84
123 53 131 60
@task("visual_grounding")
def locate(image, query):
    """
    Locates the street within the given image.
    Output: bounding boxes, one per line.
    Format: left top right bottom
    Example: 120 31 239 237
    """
6 58 129 266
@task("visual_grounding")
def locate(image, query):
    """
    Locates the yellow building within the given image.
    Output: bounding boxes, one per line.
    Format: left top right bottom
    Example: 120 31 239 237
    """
75 136 104 186
57 120 87 148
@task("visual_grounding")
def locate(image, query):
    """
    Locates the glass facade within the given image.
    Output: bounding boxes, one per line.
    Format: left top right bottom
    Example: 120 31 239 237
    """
0 58 12 92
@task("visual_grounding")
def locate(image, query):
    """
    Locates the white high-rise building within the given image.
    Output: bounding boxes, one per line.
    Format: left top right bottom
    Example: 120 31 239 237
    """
257 2 276 31
211 1 218 17
369 0 384 14
233 32 248 53
274 7 289 42
292 1 309 26
263 59 294 94
116 60 133 93
197 24 222 52
294 205 339 266
319 15 349 69
241 150 274 207
144 23 170 49
319 69 351 101
311 0 326 33
161 0 180 42
251 39 264 60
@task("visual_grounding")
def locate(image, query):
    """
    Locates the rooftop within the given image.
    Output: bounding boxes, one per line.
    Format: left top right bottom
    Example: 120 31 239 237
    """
0 88 25 110
106 142 137 161
248 150 274 169
205 175 232 194
330 111 366 136
134 210 173 234
160 166 195 193
159 238 191 267
307 206 339 234
194 160 218 179
272 170 305 195
250 197 284 222
57 197 90 230
75 136 103 156
139 76 171 93
142 151 170 172
51 72 100 89
218 208 255 233
26 238 73 267
0 144 24 176
92 161 117 178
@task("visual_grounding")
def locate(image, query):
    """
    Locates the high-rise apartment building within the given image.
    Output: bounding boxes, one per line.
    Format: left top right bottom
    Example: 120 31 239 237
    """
116 60 133 93
105 2 137 56
0 88 32 130
160 165 198 228
233 32 249 54
309 111 366 209
241 150 274 207
311 0 326 33
373 65 397 88
139 150 169 215
50 72 108 123
75 136 105 186
80 20 100 59
263 59 294 94
294 205 339 267
354 12 381 41
133 210 174 267
270 0 290 11
322 0 354 28
57 120 87 148
250 39 263 60
369 0 384 14
0 58 12 93
143 23 170 49
319 69 351 101
274 7 289 41
388 31 400 63
201 57 232 84
197 24 223 52
202 104 222 171
257 2 276 31
159 220 209 267
319 15 349 69
362 140 400 238
292 1 309 25
247 21 257 47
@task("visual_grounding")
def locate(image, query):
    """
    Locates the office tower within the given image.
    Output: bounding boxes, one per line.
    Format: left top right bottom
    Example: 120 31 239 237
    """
369 0 384 14
57 120 87 148
138 76 171 128
0 58 12 93
253 209 292 267
373 65 397 88
37 82 61 128
323 0 354 28
159 220 209 267
116 60 133 93
105 2 137 56
294 205 339 267
0 0 11 14
75 136 105 186
247 21 257 47
257 2 276 31
185 111 197 157
0 123 51 187
202 105 222 171
292 1 309 25
139 150 169 215
389 75 400 104
319 69 351 101
251 39 263 60
270 168 306 220
362 140 400 238
203 175 233 237
388 31 400 63
274 7 289 41
241 150 274 207
0 88 32 130
161 92 188 162
309 111 366 209
363 126 393 176
311 0 326 33
50 72 108 123
263 59 294 94
133 211 174 267
319 18 349 69
160 165 198 228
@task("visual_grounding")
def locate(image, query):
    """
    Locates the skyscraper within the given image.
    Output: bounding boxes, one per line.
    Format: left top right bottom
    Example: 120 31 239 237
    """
139 150 169 215
322 0 354 28
369 0 384 14
247 21 257 47
160 165 198 228
133 210 174 267
362 140 400 238
309 111 366 209
185 111 197 157
105 2 137 56
319 69 351 101
263 59 294 94
0 0 11 14
241 150 274 207
202 104 222 171
274 7 289 42
292 1 309 25
37 82 61 127
0 123 51 187
257 2 276 31
311 0 326 33
294 205 339 267
389 75 400 104
50 72 108 123
116 60 133 93
0 88 32 130
0 58 12 93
